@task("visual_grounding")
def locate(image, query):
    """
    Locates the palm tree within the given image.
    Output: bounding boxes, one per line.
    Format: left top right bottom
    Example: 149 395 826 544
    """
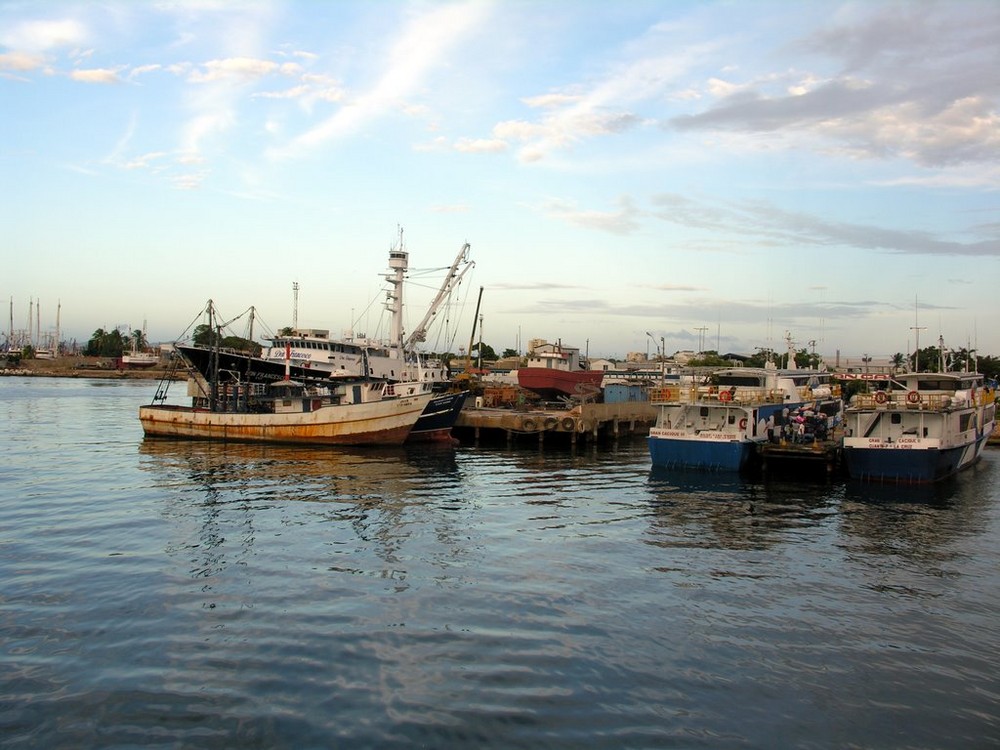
890 352 905 373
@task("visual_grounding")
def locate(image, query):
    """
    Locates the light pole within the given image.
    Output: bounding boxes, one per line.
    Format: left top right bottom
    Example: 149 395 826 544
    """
646 331 665 385
660 336 665 385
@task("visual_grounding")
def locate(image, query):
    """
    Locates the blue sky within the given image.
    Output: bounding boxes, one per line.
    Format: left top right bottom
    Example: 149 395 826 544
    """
3 0 998 362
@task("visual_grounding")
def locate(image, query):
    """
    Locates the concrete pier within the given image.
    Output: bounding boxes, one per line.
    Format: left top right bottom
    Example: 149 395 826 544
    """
453 401 656 445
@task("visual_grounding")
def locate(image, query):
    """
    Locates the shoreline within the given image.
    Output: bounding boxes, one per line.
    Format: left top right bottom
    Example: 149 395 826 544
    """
1 356 184 381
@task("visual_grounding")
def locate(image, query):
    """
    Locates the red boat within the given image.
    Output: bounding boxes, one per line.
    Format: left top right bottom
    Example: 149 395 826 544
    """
515 341 603 399
517 367 604 399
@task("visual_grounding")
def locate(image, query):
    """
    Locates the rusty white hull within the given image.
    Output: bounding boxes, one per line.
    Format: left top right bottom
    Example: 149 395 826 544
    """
139 392 433 446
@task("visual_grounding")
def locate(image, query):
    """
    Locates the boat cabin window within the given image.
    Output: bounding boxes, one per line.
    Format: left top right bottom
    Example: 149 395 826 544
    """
700 407 709 417
915 380 951 392
716 376 761 387
891 413 901 424
727 415 736 425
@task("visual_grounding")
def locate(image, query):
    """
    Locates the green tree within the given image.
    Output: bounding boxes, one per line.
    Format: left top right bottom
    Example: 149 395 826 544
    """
502 348 518 358
913 346 945 372
687 351 730 367
191 323 260 354
84 328 126 357
472 342 497 361
743 350 771 368
192 324 220 348
978 355 999 381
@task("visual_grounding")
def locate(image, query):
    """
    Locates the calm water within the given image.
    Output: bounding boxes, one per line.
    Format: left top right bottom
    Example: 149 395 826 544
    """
2 377 999 749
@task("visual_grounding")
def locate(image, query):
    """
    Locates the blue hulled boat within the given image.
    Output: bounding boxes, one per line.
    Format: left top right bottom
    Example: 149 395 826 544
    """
842 370 996 483
647 365 842 472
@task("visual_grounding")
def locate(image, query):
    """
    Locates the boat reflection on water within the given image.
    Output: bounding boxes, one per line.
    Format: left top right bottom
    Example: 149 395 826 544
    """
137 438 466 601
644 466 837 551
838 458 997 562
138 438 433 505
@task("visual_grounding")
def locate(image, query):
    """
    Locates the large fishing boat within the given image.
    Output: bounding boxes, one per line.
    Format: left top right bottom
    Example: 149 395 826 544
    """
173 237 473 442
140 375 433 446
841 369 996 483
647 364 842 472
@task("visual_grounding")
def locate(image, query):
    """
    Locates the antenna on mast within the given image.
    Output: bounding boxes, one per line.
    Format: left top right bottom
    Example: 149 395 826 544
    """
292 281 299 330
910 295 926 371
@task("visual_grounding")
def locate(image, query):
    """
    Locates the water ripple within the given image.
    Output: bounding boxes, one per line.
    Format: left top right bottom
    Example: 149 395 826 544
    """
2 379 999 748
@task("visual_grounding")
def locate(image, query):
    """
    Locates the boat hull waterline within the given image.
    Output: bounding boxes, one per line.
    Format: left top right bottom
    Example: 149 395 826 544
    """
842 433 990 483
406 391 468 442
140 393 432 446
647 431 752 472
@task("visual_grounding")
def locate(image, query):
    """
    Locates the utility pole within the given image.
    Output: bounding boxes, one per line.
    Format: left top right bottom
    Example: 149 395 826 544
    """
695 326 708 354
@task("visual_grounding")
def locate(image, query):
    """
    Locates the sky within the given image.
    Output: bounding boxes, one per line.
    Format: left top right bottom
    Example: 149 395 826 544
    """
2 0 999 363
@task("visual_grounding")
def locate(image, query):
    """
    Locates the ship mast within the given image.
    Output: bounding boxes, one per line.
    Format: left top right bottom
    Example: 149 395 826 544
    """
383 227 408 355
404 242 473 349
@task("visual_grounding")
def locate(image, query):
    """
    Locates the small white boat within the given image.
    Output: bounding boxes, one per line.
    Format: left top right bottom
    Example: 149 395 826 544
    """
121 351 159 368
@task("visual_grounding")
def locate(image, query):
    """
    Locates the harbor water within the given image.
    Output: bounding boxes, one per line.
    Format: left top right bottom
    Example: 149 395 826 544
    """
2 377 999 748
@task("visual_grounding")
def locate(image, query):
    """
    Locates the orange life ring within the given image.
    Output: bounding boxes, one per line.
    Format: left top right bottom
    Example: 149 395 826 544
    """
719 390 733 402
874 391 888 404
739 417 748 430
906 390 921 404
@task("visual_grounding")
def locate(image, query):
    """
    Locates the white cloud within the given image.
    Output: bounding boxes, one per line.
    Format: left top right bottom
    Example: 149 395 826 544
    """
70 68 122 84
1 19 87 52
0 51 45 72
522 93 583 109
271 2 492 158
542 197 642 235
123 152 169 170
189 56 300 83
453 137 507 154
172 171 208 190
666 3 1000 169
128 64 163 80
